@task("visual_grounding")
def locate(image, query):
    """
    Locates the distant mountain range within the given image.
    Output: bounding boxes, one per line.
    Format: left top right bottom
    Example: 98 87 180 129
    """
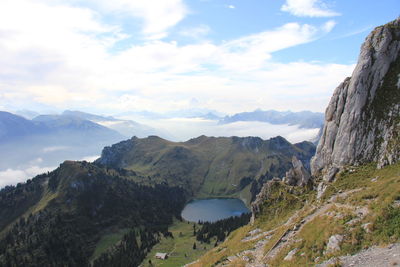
219 109 324 129
115 108 223 121
115 109 324 129
0 111 126 144
62 110 166 138
0 111 125 170
0 110 175 172
0 108 323 176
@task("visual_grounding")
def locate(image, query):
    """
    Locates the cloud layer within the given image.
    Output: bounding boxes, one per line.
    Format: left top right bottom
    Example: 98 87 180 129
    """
0 165 56 189
79 0 188 39
0 0 352 115
138 118 320 143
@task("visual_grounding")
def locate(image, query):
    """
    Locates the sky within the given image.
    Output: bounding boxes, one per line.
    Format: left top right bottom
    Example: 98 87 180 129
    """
0 0 399 115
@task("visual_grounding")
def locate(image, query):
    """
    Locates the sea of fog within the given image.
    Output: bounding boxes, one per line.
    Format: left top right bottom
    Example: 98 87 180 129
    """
123 117 320 144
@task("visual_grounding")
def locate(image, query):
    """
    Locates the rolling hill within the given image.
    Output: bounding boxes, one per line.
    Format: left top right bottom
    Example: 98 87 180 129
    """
96 135 315 204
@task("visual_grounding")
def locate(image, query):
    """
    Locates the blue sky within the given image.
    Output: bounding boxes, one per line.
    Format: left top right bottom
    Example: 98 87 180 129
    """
0 0 398 115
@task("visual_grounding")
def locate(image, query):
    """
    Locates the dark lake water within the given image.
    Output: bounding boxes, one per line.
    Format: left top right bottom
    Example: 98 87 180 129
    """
181 198 250 223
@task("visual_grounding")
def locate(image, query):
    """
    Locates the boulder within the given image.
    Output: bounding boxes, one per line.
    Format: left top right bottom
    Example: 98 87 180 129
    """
325 234 344 254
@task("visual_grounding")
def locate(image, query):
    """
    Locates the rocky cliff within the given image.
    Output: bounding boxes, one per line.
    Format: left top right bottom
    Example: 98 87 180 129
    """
311 18 400 181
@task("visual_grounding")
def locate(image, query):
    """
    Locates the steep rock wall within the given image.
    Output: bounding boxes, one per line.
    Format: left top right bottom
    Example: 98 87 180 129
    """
311 18 400 181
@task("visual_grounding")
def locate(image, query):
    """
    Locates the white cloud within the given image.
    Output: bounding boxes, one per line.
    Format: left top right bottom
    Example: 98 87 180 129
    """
322 20 337 33
0 0 121 52
28 158 44 165
42 146 70 153
81 0 188 39
281 0 340 17
214 22 332 72
0 0 350 116
106 60 353 114
80 155 100 162
228 5 235 9
332 26 373 40
0 165 56 188
179 25 211 39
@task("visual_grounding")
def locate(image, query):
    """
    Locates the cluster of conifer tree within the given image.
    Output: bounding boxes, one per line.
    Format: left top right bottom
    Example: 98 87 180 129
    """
0 173 47 230
93 228 160 267
0 162 187 266
195 213 251 243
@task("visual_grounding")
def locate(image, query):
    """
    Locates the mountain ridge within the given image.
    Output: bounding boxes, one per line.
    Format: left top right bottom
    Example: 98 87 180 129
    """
0 111 124 172
95 135 316 203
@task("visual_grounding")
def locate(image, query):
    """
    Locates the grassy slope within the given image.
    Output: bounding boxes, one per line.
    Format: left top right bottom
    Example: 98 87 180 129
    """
100 136 314 205
124 137 266 200
193 162 400 266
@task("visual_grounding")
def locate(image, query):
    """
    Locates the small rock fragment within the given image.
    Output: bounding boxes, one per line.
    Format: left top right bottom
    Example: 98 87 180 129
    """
284 248 298 261
362 223 373 233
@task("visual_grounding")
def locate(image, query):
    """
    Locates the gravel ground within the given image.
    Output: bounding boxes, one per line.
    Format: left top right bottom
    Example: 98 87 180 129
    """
317 243 400 267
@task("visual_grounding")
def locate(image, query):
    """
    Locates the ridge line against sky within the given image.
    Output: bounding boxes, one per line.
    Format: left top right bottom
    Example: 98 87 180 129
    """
0 0 398 115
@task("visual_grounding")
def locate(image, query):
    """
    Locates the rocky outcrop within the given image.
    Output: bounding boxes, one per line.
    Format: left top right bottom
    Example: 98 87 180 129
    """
283 156 311 186
250 178 281 224
251 157 311 222
311 18 400 181
95 137 136 168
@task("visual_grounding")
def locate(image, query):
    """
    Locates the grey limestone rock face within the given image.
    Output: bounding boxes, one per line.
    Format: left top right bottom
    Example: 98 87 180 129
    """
311 18 400 181
250 179 280 223
95 137 136 168
283 156 311 186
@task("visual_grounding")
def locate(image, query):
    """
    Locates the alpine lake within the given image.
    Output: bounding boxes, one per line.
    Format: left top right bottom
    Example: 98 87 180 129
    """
181 198 250 223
